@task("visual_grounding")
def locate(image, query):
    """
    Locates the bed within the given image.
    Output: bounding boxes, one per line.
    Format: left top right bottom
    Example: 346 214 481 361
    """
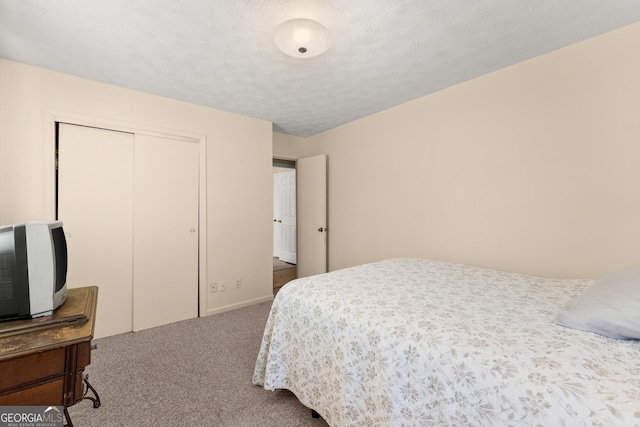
252 258 640 426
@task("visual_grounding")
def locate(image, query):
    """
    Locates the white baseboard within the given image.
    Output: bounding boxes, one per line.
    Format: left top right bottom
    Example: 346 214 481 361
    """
204 294 274 316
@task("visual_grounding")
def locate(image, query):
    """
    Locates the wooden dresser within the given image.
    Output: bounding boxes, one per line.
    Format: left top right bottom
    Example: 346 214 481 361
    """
0 286 98 408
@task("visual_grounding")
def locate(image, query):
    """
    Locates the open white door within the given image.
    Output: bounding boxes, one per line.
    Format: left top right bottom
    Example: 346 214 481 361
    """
297 155 327 277
273 174 281 257
275 170 297 264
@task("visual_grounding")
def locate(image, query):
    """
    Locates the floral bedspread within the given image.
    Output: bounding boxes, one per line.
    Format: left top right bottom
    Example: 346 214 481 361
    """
252 258 640 426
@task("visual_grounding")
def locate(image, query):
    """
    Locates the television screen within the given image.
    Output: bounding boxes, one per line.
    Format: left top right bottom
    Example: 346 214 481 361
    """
51 226 68 293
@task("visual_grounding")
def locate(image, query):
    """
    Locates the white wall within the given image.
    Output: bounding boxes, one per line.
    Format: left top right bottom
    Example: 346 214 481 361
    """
304 22 640 279
0 59 274 318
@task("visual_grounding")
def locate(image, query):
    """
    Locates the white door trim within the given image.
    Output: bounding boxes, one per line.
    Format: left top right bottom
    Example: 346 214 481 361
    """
42 108 208 318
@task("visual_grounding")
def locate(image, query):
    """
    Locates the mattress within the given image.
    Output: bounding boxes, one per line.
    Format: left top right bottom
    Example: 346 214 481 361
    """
252 258 640 426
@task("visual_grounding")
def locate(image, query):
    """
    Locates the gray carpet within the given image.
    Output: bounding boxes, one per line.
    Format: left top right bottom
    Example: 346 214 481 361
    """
67 300 328 426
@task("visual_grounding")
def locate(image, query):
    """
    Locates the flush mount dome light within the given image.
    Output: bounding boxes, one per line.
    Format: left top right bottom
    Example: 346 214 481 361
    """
274 18 331 58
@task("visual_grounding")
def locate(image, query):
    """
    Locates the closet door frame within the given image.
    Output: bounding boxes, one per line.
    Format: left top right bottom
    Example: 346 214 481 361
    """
42 109 208 318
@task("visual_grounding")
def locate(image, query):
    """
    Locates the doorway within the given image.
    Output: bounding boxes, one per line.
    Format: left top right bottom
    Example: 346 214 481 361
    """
272 154 328 290
273 159 297 289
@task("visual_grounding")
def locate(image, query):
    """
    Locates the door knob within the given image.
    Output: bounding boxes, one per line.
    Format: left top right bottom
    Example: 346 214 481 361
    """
318 227 326 232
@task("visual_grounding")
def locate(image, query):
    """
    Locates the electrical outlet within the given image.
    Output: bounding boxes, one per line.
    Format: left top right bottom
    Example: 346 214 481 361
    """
235 278 241 289
220 280 226 292
209 282 217 293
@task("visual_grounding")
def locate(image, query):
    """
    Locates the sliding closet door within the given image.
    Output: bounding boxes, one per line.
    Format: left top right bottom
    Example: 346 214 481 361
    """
132 134 199 332
57 123 134 339
58 125 199 338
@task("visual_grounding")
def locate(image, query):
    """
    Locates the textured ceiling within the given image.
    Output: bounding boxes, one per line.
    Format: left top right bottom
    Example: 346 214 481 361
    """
1 1 640 137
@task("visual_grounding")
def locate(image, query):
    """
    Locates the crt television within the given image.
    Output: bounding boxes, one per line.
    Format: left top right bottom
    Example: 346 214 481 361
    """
0 221 68 321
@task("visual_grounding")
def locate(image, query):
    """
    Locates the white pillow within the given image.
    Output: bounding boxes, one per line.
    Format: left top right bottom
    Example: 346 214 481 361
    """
555 264 640 339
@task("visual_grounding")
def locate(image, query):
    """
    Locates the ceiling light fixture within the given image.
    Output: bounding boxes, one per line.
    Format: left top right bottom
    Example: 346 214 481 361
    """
274 18 331 58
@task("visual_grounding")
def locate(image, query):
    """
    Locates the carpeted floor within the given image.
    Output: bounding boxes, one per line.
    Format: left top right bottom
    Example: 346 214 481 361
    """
67 300 328 427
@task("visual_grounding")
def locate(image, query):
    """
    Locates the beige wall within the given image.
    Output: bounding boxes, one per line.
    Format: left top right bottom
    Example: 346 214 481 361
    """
305 22 640 279
273 132 309 160
0 59 274 317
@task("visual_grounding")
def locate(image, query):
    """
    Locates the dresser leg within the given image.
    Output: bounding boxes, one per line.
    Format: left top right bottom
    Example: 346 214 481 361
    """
83 375 101 408
63 407 74 427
